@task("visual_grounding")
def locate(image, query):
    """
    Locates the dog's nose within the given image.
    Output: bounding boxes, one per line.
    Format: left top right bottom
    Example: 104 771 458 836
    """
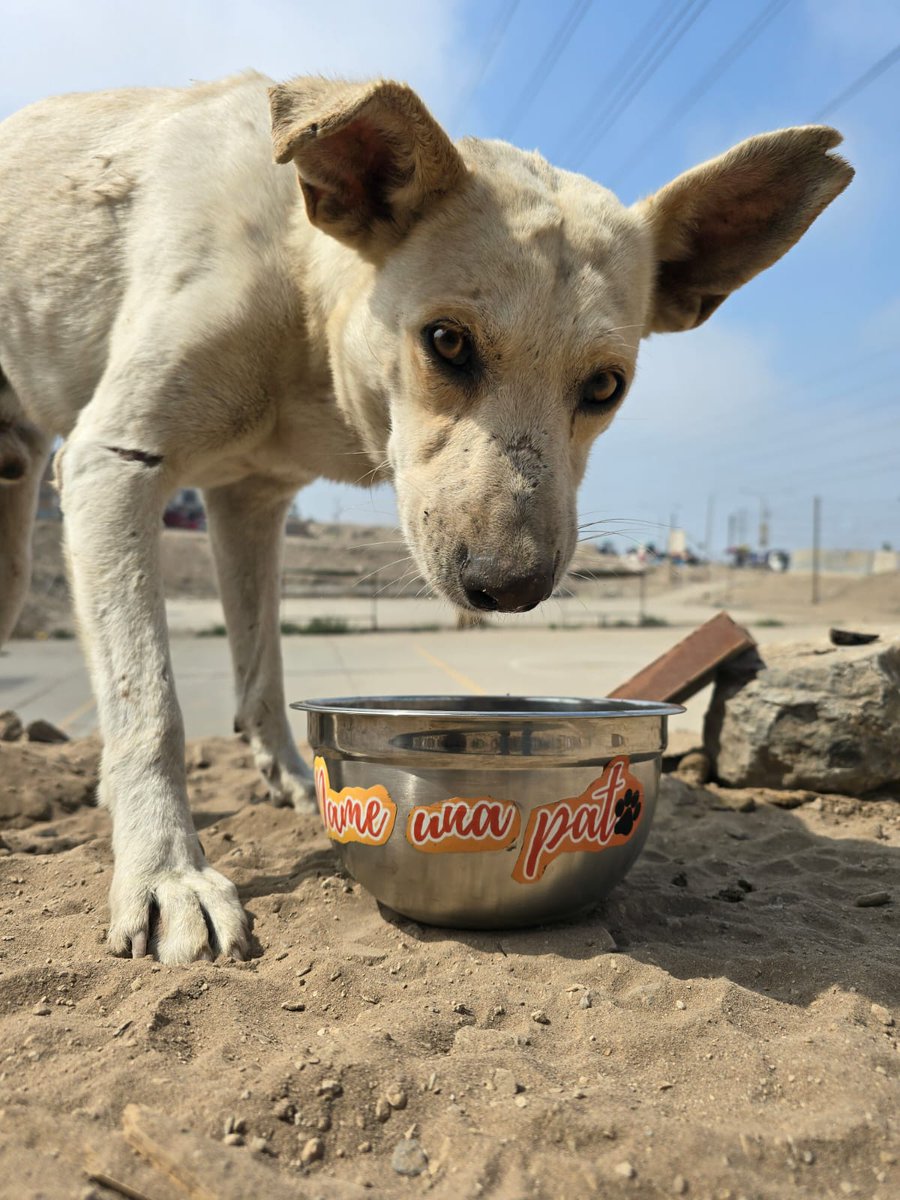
461 555 555 613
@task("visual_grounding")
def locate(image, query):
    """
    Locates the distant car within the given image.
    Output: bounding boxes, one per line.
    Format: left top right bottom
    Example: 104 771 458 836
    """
163 488 206 530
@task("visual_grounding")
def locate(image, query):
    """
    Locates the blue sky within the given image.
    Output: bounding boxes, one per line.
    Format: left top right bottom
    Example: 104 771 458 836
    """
3 1 898 553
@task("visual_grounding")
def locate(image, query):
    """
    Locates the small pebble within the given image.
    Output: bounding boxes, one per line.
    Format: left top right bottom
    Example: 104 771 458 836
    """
32 1002 52 1017
673 1175 688 1194
871 1004 894 1027
675 1000 686 1010
579 993 592 1010
615 1161 636 1179
854 891 891 908
391 1137 428 1177
358 1140 372 1153
317 1078 343 1099
531 1009 550 1025
386 1087 408 1110
281 1002 306 1012
300 1136 324 1165
249 1136 268 1154
223 1133 244 1147
316 1115 331 1133
273 1099 296 1122
375 1097 392 1123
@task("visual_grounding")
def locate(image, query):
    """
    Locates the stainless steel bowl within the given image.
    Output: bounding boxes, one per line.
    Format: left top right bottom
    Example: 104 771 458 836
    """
292 695 683 929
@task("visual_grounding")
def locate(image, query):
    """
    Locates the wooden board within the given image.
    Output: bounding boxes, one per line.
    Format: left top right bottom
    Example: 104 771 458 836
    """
609 611 758 704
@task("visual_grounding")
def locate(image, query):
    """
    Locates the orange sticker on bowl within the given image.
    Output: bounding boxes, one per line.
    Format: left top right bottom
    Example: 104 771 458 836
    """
313 756 396 846
406 797 521 854
512 756 643 884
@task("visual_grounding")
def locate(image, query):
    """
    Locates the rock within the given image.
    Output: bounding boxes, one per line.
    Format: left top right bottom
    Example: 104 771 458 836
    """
871 1004 894 1026
32 1001 52 1016
855 891 891 908
706 785 756 813
492 1069 522 1097
25 718 69 744
705 641 900 795
672 1175 688 1195
675 749 711 786
0 710 23 741
223 1133 244 1146
614 1161 636 1179
317 1078 342 1099
530 1010 550 1025
375 1097 392 1123
188 742 211 770
249 1136 269 1153
300 1136 324 1165
391 1138 428 1177
386 1087 407 1110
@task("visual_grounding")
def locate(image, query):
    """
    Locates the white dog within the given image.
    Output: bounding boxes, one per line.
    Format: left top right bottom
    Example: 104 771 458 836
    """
0 72 852 962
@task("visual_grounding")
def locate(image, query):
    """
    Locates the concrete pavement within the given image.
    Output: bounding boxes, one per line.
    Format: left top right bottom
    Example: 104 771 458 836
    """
5 617 888 747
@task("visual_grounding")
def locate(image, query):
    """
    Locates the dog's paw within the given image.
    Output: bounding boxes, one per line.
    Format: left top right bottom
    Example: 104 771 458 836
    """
108 863 249 964
272 769 318 814
257 750 318 814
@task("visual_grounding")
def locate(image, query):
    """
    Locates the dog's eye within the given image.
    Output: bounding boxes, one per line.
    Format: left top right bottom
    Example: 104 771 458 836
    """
424 323 473 369
580 370 626 411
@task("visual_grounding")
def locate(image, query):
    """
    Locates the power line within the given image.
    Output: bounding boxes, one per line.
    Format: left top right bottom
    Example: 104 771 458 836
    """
453 0 522 128
570 0 715 169
559 0 686 162
502 0 593 139
610 0 791 187
813 42 900 121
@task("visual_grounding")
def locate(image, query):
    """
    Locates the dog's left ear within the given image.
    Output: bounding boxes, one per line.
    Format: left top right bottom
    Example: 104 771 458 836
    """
636 126 854 334
269 77 466 258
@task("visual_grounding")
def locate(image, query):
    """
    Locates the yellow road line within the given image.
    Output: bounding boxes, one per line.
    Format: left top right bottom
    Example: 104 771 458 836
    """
415 646 486 695
58 695 97 731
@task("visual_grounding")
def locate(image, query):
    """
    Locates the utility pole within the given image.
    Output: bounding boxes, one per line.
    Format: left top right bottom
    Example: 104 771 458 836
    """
705 493 715 581
812 496 822 605
759 501 770 555
704 493 715 559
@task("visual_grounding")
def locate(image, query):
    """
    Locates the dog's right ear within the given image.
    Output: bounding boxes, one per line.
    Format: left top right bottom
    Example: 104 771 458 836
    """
268 77 466 259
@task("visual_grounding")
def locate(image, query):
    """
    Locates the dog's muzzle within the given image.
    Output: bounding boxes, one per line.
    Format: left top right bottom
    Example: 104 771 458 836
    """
460 553 556 613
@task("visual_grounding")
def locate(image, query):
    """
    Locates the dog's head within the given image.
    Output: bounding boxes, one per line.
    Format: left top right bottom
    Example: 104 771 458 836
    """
270 78 852 613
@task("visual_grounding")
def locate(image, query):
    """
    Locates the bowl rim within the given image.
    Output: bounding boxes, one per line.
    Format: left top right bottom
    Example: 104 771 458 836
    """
291 694 685 719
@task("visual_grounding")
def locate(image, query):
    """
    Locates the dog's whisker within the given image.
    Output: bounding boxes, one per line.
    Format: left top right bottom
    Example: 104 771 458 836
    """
354 555 416 588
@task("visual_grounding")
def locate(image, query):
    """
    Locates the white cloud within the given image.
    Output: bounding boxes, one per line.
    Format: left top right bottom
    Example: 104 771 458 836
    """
1 0 466 120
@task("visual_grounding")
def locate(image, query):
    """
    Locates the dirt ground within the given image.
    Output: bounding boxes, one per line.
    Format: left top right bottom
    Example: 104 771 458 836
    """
0 735 897 1200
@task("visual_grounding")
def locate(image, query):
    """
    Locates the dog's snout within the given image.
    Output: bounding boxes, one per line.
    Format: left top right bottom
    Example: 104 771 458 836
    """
461 555 555 614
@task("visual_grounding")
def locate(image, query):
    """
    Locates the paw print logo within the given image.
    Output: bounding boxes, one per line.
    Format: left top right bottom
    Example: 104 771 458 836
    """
613 788 642 837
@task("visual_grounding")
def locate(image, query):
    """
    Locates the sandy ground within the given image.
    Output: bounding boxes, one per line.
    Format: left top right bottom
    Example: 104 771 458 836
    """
0 736 897 1200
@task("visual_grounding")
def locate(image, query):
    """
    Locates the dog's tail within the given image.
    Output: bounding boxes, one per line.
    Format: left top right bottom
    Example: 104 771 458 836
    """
0 366 54 644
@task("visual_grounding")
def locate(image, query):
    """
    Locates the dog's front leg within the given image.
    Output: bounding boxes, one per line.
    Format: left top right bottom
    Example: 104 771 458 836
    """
204 477 316 812
59 437 248 963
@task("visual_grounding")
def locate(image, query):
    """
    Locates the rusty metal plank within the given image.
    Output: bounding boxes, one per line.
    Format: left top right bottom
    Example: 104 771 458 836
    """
609 611 758 704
